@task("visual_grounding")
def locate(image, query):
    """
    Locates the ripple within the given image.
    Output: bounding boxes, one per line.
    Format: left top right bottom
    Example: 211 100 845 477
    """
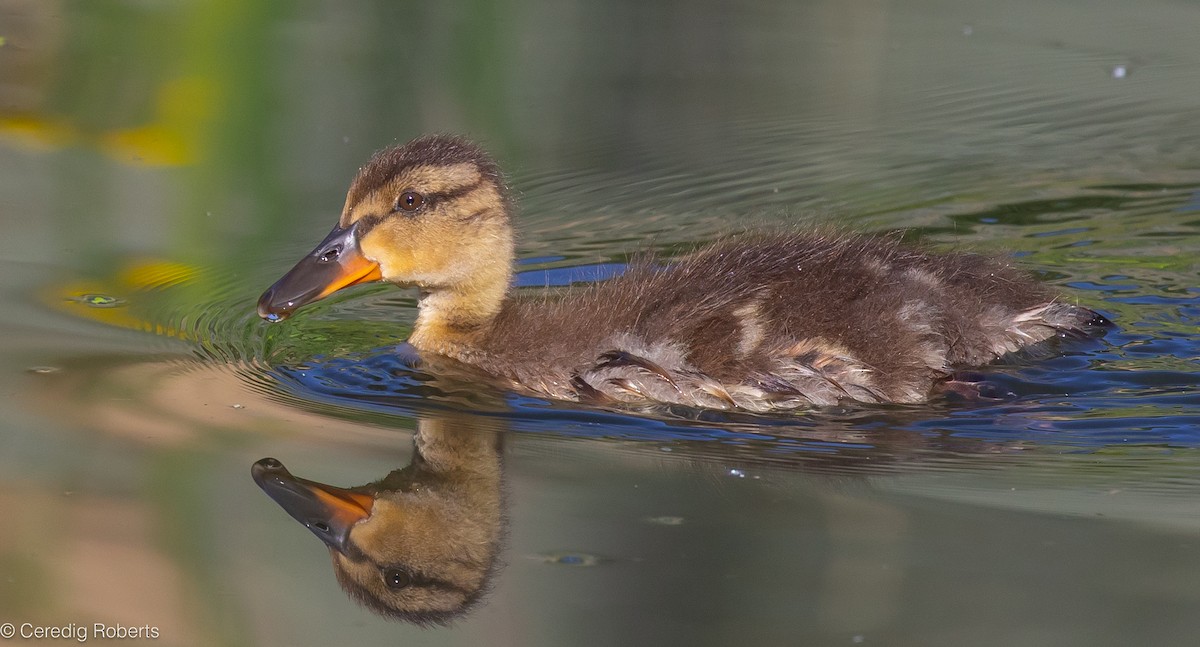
128 200 1200 472
37 128 1200 479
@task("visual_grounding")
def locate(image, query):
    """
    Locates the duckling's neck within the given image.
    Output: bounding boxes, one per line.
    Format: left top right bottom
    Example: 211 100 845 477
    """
409 263 511 359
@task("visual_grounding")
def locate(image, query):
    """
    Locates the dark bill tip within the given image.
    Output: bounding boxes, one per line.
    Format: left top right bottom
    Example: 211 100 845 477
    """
256 223 382 322
251 457 375 555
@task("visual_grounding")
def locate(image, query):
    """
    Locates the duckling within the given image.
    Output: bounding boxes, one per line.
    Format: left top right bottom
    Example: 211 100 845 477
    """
258 135 1108 411
252 416 504 625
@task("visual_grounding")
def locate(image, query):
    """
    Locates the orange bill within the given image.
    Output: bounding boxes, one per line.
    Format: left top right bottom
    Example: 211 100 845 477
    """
252 457 375 555
257 223 382 321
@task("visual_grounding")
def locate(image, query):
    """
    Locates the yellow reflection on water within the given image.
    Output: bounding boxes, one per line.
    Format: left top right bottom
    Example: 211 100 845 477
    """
42 258 200 339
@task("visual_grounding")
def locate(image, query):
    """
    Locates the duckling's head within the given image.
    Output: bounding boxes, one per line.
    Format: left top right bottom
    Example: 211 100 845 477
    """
257 135 514 323
251 455 502 625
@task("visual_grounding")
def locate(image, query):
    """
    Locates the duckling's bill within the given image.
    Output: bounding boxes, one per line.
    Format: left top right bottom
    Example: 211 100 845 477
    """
256 223 382 321
252 458 375 555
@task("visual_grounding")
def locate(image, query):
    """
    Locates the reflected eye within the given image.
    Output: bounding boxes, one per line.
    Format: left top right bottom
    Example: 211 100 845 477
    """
383 568 412 589
396 191 424 213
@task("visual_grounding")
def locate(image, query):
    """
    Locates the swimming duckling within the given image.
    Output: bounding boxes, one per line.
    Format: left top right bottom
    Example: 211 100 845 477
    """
258 135 1108 411
252 416 504 625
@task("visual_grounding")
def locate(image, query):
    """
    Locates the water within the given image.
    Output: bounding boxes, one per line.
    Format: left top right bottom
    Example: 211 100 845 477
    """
1 0 1198 645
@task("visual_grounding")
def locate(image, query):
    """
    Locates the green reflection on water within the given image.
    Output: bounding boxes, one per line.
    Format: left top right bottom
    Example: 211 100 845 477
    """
1 0 1199 644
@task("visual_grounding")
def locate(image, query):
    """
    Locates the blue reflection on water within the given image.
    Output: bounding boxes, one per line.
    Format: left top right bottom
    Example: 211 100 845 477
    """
269 317 1199 456
514 263 627 287
264 245 1200 459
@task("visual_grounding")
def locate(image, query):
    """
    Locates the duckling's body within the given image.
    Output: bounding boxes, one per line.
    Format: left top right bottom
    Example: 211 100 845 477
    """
258 135 1107 411
463 234 1102 410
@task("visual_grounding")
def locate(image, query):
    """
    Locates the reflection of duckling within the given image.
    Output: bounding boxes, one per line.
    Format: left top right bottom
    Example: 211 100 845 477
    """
252 417 503 625
258 135 1108 411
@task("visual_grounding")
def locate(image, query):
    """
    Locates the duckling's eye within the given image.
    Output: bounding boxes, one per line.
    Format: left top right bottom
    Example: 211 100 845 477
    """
395 191 424 213
319 248 339 263
383 568 412 590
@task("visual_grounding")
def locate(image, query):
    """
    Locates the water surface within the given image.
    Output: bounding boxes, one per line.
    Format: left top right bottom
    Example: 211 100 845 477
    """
1 0 1198 645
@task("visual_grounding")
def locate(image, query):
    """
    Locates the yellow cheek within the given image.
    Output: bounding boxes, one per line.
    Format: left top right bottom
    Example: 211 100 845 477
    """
374 247 416 278
364 231 453 282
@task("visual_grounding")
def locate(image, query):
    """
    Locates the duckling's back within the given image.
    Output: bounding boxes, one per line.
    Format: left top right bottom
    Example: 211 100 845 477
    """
474 232 1106 410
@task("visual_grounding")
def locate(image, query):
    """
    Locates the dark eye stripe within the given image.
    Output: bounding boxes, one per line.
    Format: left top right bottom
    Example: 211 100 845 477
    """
352 177 491 237
424 177 485 203
340 538 369 563
367 556 473 596
352 213 386 237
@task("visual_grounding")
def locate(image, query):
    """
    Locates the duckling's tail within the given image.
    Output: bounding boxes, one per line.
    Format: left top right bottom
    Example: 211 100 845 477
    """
1017 302 1112 340
984 302 1112 364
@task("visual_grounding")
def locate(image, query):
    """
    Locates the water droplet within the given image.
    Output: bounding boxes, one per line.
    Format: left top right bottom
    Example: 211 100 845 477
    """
27 366 60 374
231 403 245 409
962 24 974 36
1110 64 1128 79
728 468 746 478
852 635 865 644
646 516 685 526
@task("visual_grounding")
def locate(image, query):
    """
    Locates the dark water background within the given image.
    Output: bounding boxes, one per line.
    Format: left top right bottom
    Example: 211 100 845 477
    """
1 0 1197 645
